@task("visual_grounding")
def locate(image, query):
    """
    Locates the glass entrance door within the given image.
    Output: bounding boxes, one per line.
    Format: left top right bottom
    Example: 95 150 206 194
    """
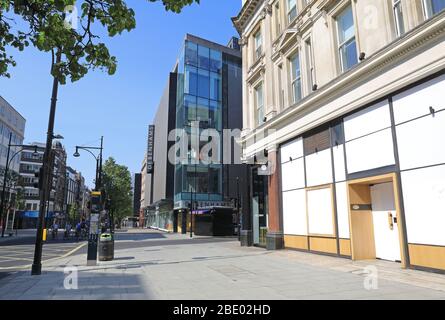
252 168 268 246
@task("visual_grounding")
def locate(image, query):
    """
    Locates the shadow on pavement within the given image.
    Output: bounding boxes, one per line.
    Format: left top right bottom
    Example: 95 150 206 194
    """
113 232 166 241
0 269 155 300
115 236 238 251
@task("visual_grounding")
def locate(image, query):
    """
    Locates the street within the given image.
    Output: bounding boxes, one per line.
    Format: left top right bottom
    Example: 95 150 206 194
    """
0 229 86 271
0 229 445 300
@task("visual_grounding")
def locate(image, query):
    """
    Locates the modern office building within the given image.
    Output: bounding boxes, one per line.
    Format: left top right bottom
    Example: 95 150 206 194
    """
18 141 67 227
233 0 445 272
142 34 248 234
0 96 26 231
0 96 26 182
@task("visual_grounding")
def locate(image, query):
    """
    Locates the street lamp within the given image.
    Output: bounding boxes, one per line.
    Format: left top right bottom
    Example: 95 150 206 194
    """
73 136 104 191
73 137 104 266
1 132 39 238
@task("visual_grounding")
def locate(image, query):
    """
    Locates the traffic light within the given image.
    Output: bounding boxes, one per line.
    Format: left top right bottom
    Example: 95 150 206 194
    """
33 167 44 190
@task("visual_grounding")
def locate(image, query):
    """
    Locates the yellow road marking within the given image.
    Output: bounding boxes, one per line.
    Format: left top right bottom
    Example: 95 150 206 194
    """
0 242 87 270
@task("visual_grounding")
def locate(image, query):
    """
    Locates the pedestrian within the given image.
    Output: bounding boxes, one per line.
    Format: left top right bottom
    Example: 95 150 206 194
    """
64 222 71 239
76 222 81 241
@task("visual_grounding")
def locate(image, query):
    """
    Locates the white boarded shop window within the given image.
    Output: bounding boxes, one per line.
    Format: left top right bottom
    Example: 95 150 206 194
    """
280 138 303 164
392 74 445 125
335 182 350 239
281 158 305 191
305 149 333 187
344 100 391 141
282 189 307 235
396 110 445 171
402 165 445 246
345 128 395 174
307 187 335 236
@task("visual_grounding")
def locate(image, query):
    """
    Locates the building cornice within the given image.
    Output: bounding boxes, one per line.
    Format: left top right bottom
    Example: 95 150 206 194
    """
232 0 264 35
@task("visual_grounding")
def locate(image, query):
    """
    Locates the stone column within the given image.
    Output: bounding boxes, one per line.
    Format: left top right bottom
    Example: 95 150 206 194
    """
266 148 284 250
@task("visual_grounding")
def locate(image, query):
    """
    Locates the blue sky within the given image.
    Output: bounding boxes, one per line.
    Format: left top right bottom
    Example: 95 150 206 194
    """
0 0 241 188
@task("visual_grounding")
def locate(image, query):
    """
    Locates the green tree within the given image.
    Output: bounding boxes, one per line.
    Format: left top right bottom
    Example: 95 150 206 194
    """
68 202 79 223
0 0 200 82
102 157 132 228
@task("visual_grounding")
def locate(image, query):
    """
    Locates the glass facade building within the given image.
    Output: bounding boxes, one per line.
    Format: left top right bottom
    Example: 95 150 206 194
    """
174 36 242 205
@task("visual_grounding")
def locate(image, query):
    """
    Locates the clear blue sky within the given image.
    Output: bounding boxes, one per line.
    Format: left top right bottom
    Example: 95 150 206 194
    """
0 0 241 188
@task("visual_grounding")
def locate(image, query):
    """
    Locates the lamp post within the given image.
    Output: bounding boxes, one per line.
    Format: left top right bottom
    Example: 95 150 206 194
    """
0 133 39 237
73 136 103 192
31 50 63 276
73 137 104 265
236 176 241 241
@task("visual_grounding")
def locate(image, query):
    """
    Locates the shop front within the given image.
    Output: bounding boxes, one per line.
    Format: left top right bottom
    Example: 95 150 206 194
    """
278 73 445 272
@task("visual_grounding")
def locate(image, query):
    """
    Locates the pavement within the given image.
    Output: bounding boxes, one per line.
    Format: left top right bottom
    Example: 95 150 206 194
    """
0 229 445 300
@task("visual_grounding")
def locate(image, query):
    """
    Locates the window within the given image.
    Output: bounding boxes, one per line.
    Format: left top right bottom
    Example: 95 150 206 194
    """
304 38 315 92
184 65 198 96
287 0 297 22
198 45 210 70
337 5 358 72
210 72 222 101
255 83 264 126
290 53 302 104
254 30 263 60
393 0 405 36
209 49 222 73
197 68 210 99
185 41 198 66
423 0 445 18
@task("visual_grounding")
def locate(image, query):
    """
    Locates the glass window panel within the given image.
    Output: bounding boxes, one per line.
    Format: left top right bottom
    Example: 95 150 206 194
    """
210 72 222 101
209 49 222 73
254 31 262 59
209 166 222 194
340 39 358 71
331 121 345 146
432 0 445 14
256 84 264 126
185 41 198 66
288 0 297 22
198 45 210 70
338 6 355 44
184 95 197 124
196 98 210 126
185 65 197 96
393 0 405 36
197 68 210 99
291 53 302 103
209 100 222 131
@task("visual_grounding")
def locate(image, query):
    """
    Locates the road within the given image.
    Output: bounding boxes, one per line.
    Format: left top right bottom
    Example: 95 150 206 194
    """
0 229 87 272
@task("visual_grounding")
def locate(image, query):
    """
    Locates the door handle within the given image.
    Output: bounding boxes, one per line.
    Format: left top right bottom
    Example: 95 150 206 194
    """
388 212 394 230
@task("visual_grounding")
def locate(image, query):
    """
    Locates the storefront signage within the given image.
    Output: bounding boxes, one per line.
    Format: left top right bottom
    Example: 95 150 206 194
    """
174 200 233 210
147 125 155 174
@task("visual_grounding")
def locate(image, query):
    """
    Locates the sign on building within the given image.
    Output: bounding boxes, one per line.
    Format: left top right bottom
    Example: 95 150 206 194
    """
147 125 155 174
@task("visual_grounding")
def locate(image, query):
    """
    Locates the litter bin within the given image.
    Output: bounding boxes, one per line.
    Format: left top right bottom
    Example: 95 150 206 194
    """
98 233 114 261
